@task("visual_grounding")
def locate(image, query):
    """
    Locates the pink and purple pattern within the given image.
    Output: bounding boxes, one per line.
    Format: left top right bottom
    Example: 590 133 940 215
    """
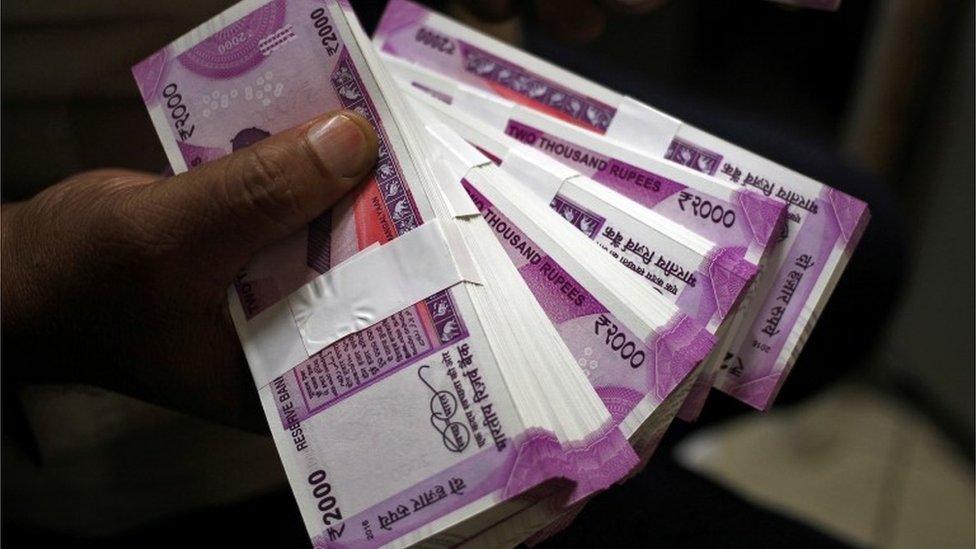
458 43 616 132
738 187 789 249
372 0 428 56
648 314 714 403
705 246 759 319
594 386 646 425
425 291 469 344
176 141 226 169
131 50 168 104
549 195 606 238
718 185 870 409
178 1 287 79
506 425 638 503
665 137 723 176
330 50 423 236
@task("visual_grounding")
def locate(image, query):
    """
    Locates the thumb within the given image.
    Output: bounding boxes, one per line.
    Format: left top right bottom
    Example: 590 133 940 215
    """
141 110 378 263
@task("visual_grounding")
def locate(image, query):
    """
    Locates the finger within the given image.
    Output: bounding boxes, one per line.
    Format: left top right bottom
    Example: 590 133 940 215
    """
136 110 378 261
534 0 607 44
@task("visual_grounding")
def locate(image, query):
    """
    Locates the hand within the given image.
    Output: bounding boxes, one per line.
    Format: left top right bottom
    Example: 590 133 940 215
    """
1 111 378 431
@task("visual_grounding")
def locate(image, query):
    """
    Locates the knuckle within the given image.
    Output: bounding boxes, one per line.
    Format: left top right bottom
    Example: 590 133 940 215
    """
232 145 307 226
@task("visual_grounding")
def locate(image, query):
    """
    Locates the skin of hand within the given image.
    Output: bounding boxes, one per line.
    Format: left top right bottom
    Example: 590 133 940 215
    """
1 110 378 431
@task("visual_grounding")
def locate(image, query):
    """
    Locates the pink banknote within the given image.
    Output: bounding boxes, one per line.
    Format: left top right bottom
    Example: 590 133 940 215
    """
134 0 434 320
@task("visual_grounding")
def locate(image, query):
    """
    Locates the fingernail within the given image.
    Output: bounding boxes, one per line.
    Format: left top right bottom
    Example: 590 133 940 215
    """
306 113 372 179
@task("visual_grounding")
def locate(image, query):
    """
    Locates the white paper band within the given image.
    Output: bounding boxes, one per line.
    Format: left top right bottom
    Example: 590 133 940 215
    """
604 96 682 157
426 122 491 218
238 218 481 388
499 146 572 204
453 84 516 129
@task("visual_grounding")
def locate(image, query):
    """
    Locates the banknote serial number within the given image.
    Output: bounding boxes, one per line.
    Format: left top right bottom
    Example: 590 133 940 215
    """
309 8 339 56
414 28 455 55
594 315 645 369
677 191 736 228
307 469 344 527
161 83 195 141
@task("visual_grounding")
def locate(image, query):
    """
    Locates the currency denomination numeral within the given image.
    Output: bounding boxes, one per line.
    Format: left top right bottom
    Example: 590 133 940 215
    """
414 28 455 55
308 469 344 527
310 8 339 56
217 32 248 55
594 315 645 369
162 83 195 140
677 191 736 228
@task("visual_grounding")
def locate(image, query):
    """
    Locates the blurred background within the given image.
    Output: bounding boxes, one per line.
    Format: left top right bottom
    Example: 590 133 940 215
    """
2 0 973 547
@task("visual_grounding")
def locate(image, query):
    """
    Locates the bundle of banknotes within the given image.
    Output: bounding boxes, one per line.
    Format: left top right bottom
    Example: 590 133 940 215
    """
133 0 868 546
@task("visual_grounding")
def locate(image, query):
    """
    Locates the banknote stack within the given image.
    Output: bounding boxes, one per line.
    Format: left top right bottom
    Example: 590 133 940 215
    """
133 0 868 547
374 0 870 413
